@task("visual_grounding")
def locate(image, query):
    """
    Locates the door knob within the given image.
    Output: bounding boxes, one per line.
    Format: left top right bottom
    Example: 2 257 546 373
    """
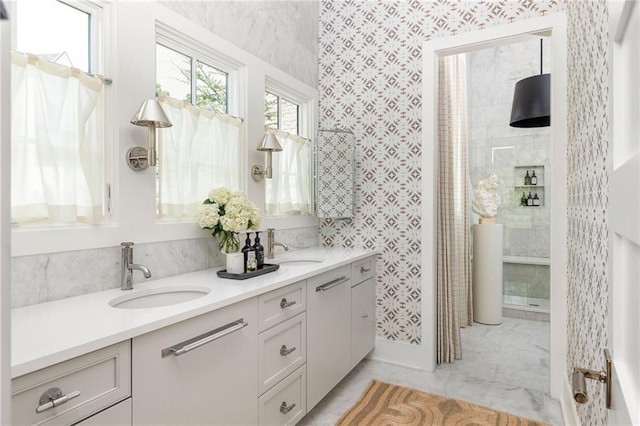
572 348 611 408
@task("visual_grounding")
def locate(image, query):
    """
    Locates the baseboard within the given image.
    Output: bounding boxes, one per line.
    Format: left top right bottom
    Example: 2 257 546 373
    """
367 337 433 371
561 374 580 426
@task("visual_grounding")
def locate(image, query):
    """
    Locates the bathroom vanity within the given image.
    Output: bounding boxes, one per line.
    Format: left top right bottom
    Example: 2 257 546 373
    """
10 248 377 425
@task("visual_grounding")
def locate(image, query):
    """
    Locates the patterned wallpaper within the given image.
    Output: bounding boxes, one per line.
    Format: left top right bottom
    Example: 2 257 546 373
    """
566 1 610 425
319 0 611 424
318 0 564 345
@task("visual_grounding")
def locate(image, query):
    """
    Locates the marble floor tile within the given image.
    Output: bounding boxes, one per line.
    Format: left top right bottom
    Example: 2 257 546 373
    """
300 317 564 426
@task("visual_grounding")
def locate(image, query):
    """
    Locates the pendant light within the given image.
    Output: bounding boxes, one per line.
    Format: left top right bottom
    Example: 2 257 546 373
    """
509 39 550 128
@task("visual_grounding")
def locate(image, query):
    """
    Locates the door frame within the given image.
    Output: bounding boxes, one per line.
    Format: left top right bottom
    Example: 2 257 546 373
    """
421 13 568 399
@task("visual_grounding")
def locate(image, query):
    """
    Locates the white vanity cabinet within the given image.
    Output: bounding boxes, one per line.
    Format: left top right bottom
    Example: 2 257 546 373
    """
306 265 352 410
131 298 258 425
12 341 131 426
11 250 378 426
257 281 307 425
351 256 377 368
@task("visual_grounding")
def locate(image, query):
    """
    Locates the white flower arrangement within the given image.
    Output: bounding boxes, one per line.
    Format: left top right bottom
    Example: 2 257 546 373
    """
198 187 261 253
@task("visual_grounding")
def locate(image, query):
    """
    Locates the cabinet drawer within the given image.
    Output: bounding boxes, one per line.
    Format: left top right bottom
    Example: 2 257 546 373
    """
259 313 306 395
259 365 306 426
12 341 131 426
351 257 375 286
258 281 306 332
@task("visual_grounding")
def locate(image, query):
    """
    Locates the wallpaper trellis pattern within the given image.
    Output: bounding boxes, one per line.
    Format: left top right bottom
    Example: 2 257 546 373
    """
566 1 609 425
318 0 564 344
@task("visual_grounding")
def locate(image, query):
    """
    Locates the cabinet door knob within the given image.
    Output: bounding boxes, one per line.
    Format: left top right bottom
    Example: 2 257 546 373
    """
280 401 296 414
280 344 296 356
280 298 296 309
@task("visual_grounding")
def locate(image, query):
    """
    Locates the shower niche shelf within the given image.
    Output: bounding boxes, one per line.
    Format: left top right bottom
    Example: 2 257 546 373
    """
514 165 545 207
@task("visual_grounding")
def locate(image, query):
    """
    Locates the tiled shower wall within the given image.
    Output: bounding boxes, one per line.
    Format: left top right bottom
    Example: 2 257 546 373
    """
467 40 551 259
466 41 551 304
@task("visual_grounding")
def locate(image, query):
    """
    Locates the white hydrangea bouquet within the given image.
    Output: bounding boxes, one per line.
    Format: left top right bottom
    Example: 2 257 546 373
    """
197 187 261 253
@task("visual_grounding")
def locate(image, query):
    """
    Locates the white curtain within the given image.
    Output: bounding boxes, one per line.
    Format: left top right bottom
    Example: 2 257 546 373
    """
265 128 312 215
157 94 243 219
437 54 472 364
11 51 105 224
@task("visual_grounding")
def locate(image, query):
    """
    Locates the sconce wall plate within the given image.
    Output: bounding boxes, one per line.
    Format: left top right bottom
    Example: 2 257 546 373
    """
126 146 149 171
251 165 266 182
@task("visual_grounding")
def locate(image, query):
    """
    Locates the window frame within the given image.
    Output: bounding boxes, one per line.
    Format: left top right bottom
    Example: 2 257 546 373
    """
263 75 316 218
154 23 246 221
156 23 242 118
10 0 114 225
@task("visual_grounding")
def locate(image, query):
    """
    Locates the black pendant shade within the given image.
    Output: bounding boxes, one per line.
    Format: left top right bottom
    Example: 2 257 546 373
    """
509 73 550 127
509 39 550 128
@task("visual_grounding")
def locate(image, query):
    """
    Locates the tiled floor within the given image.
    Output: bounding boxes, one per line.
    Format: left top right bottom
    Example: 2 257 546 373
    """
300 317 564 425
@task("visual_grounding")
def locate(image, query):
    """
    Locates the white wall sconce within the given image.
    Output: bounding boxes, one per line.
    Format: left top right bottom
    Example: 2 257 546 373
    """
127 99 172 171
251 132 283 181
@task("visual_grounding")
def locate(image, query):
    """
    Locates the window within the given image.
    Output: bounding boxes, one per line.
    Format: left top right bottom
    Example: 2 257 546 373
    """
156 43 228 114
264 90 313 216
155 30 243 219
11 0 107 225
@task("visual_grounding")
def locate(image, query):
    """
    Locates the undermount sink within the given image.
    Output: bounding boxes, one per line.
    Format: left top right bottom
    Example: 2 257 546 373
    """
277 258 324 266
109 286 210 309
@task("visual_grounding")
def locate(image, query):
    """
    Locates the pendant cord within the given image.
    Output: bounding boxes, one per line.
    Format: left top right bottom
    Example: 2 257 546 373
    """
540 39 543 75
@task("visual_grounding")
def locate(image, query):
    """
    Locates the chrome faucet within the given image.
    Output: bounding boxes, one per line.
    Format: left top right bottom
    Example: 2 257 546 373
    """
121 242 152 290
267 228 289 259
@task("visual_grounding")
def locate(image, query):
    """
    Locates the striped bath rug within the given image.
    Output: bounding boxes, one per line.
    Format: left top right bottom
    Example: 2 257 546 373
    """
336 380 549 425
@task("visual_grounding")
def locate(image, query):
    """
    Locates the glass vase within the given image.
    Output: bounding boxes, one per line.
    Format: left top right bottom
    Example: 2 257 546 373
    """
219 231 240 254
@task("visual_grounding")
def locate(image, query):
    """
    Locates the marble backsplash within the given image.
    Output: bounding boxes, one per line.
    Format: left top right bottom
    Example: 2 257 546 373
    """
11 226 319 308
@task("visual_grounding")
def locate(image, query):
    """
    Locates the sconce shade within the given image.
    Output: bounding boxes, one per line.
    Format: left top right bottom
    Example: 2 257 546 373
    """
509 73 550 128
130 99 172 128
257 132 283 152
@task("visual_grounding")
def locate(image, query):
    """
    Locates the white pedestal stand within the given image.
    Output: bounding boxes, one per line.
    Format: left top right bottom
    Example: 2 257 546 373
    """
472 222 504 325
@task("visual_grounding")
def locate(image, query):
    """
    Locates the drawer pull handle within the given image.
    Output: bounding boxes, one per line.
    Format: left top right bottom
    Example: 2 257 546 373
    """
280 298 296 309
280 401 296 415
36 387 81 414
280 344 297 356
362 314 369 318
360 266 371 273
162 318 248 357
316 276 349 292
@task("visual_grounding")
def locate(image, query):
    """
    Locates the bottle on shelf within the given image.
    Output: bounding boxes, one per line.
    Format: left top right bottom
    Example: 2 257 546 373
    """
524 170 531 186
527 192 533 206
253 232 264 269
531 170 538 185
533 193 540 206
520 192 527 207
241 233 254 273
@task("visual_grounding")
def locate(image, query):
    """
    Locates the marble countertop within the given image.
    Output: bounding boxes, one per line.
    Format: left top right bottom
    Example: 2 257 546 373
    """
12 247 376 378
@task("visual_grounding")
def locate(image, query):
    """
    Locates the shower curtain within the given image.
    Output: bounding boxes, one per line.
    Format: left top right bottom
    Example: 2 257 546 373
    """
436 54 472 364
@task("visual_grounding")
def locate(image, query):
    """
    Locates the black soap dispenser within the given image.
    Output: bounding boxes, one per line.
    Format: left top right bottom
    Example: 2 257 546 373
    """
241 233 253 273
253 232 264 269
